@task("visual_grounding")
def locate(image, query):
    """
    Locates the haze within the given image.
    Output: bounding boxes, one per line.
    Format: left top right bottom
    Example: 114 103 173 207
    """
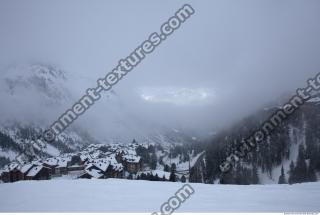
0 0 320 141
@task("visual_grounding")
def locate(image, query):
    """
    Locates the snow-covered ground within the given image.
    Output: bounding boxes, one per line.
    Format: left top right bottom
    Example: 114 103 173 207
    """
0 179 319 212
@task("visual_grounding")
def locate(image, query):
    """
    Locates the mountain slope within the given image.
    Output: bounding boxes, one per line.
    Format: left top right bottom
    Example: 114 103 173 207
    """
0 64 204 167
204 98 320 184
0 64 98 166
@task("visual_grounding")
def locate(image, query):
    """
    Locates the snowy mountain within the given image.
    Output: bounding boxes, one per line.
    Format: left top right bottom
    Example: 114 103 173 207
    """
0 64 203 167
1 64 70 103
0 64 99 165
2 63 319 185
204 97 320 184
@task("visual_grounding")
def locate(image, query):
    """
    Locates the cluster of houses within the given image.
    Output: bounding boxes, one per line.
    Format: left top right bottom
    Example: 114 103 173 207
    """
0 142 147 183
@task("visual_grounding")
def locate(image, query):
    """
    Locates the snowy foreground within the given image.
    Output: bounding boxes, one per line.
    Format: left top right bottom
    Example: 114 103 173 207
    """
0 179 319 212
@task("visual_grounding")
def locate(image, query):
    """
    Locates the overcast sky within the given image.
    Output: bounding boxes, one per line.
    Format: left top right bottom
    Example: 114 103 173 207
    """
1 0 320 140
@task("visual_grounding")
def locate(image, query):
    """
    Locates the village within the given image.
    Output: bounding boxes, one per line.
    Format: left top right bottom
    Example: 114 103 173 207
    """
0 141 168 183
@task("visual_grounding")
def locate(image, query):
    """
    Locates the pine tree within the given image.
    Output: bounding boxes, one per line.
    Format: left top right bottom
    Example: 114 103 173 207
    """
171 163 176 171
154 173 160 181
163 164 170 172
235 165 245 184
181 175 186 183
295 144 308 183
220 168 236 184
252 165 259 184
278 165 287 184
307 164 317 182
169 163 177 182
146 173 151 180
308 152 318 182
140 173 146 180
128 174 133 180
169 171 176 182
150 153 157 170
288 161 295 184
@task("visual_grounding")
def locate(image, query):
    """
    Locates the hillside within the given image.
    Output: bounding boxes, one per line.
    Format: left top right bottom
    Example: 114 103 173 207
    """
204 98 320 185
0 64 203 168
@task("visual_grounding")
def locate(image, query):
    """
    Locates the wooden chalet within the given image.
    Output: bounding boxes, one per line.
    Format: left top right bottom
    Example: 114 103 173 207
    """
25 165 51 180
123 155 142 174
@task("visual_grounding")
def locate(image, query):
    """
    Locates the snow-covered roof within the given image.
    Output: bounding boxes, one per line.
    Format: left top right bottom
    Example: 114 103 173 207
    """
85 155 123 172
85 163 95 170
2 163 19 172
125 149 136 155
84 169 103 179
1 140 155 177
56 158 68 168
123 154 141 163
80 154 87 161
112 163 123 172
94 162 109 172
26 165 45 177
43 158 58 166
20 164 34 174
31 160 43 166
